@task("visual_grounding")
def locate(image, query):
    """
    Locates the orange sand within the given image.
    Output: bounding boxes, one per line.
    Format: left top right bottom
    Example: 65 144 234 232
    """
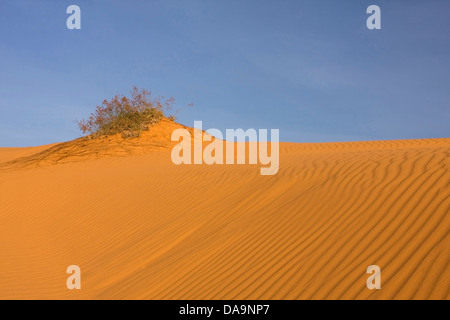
0 119 449 299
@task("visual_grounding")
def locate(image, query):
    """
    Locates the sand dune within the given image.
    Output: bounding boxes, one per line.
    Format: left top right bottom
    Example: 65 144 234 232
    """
0 121 448 299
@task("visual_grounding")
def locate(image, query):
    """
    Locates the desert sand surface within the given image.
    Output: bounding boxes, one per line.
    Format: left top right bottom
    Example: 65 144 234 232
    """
0 119 448 300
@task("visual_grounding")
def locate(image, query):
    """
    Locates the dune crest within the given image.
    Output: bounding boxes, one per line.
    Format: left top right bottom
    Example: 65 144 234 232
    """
0 118 189 170
0 122 448 299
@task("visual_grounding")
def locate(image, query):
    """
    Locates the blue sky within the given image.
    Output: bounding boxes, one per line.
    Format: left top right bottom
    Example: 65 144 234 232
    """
0 0 449 147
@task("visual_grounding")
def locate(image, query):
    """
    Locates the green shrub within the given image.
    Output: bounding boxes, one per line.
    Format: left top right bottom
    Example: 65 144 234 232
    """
77 86 175 138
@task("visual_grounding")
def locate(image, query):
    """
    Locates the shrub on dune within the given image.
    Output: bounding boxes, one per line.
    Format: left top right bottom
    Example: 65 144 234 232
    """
77 86 175 139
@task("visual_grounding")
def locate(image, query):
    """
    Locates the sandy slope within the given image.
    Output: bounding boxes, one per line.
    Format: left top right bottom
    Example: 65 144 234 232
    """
0 120 448 299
